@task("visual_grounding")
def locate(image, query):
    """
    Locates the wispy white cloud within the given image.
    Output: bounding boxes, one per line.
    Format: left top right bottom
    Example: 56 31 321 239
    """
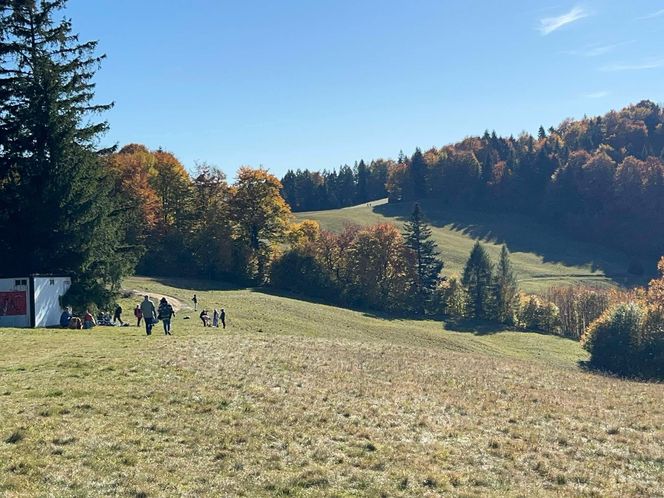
636 8 664 20
566 41 634 57
584 91 610 99
539 6 590 35
600 58 664 71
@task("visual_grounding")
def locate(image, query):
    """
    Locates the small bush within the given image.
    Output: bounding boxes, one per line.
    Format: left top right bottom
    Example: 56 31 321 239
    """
516 294 560 333
435 277 467 319
581 302 664 379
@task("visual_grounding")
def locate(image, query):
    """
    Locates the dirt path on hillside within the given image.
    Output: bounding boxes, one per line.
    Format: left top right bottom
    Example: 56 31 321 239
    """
130 290 186 312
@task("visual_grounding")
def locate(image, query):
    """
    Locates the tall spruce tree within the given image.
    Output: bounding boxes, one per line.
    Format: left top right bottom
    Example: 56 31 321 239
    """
462 241 495 319
403 203 443 314
0 0 129 307
410 148 427 199
493 244 518 324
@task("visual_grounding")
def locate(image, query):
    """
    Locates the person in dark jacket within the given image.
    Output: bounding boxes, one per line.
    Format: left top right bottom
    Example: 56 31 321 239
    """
220 308 226 329
60 306 73 328
113 304 124 325
158 297 175 335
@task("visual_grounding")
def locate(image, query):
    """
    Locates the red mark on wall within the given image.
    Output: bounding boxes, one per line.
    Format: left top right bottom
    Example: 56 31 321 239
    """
0 291 27 316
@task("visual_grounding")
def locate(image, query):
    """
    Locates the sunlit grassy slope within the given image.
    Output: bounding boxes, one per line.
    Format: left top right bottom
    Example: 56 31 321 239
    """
296 199 646 293
1 277 663 497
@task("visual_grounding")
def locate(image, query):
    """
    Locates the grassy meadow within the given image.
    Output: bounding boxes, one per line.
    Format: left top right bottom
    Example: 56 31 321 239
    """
1 277 663 497
296 199 647 293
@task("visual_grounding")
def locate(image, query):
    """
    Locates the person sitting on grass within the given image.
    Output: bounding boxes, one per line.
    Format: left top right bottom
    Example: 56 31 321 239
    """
82 310 96 330
158 297 175 336
60 306 72 328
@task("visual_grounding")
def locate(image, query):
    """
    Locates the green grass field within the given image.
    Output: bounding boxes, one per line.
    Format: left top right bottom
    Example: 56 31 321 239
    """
1 277 662 497
296 199 647 293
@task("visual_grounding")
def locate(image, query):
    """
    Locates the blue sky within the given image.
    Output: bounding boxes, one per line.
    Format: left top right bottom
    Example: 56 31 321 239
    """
65 1 664 177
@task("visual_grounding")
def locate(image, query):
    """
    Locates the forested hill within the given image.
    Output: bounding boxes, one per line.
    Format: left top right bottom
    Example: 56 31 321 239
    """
281 100 664 258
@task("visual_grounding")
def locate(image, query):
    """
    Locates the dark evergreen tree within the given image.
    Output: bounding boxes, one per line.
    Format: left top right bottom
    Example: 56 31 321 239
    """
462 242 495 319
410 148 427 199
493 244 519 324
280 170 298 209
403 203 443 314
538 125 547 140
355 160 369 203
0 0 128 308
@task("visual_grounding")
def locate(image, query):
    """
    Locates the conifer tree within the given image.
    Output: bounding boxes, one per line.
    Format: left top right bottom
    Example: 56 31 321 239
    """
403 203 443 313
493 244 519 323
355 160 369 204
410 148 427 199
0 0 128 307
462 241 495 319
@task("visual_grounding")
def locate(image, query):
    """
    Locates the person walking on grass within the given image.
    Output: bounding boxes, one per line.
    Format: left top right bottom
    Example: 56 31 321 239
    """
220 308 226 329
113 304 124 325
192 294 198 311
158 297 175 336
134 305 142 327
140 295 156 336
213 308 219 328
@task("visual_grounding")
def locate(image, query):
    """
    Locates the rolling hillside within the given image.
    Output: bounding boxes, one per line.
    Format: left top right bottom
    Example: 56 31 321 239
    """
297 199 647 293
1 277 662 496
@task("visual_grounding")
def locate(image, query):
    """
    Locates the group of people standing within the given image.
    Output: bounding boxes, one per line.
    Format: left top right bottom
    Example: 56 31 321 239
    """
193 294 226 328
199 308 225 328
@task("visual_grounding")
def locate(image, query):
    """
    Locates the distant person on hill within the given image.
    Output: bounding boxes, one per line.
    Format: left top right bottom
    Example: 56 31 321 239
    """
212 308 219 328
140 295 156 336
113 304 124 325
82 310 96 330
60 306 72 328
220 308 226 329
134 305 143 327
192 294 198 311
158 297 175 335
200 309 210 327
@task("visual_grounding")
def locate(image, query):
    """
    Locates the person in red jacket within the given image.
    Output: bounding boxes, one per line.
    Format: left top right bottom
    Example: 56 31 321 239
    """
134 305 143 326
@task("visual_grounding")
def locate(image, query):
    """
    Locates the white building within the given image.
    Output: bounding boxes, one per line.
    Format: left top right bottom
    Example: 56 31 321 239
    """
0 275 71 328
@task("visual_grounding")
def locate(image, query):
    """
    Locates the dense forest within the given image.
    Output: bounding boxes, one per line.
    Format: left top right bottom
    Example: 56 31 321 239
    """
282 101 664 259
280 160 390 211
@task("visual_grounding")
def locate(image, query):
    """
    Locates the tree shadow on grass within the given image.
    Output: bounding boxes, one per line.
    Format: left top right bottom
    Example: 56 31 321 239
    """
145 276 244 292
373 201 653 284
253 287 417 322
442 317 514 336
577 360 663 384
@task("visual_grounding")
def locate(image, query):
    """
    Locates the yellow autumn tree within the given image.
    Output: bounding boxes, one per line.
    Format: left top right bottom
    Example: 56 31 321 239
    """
229 167 292 280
